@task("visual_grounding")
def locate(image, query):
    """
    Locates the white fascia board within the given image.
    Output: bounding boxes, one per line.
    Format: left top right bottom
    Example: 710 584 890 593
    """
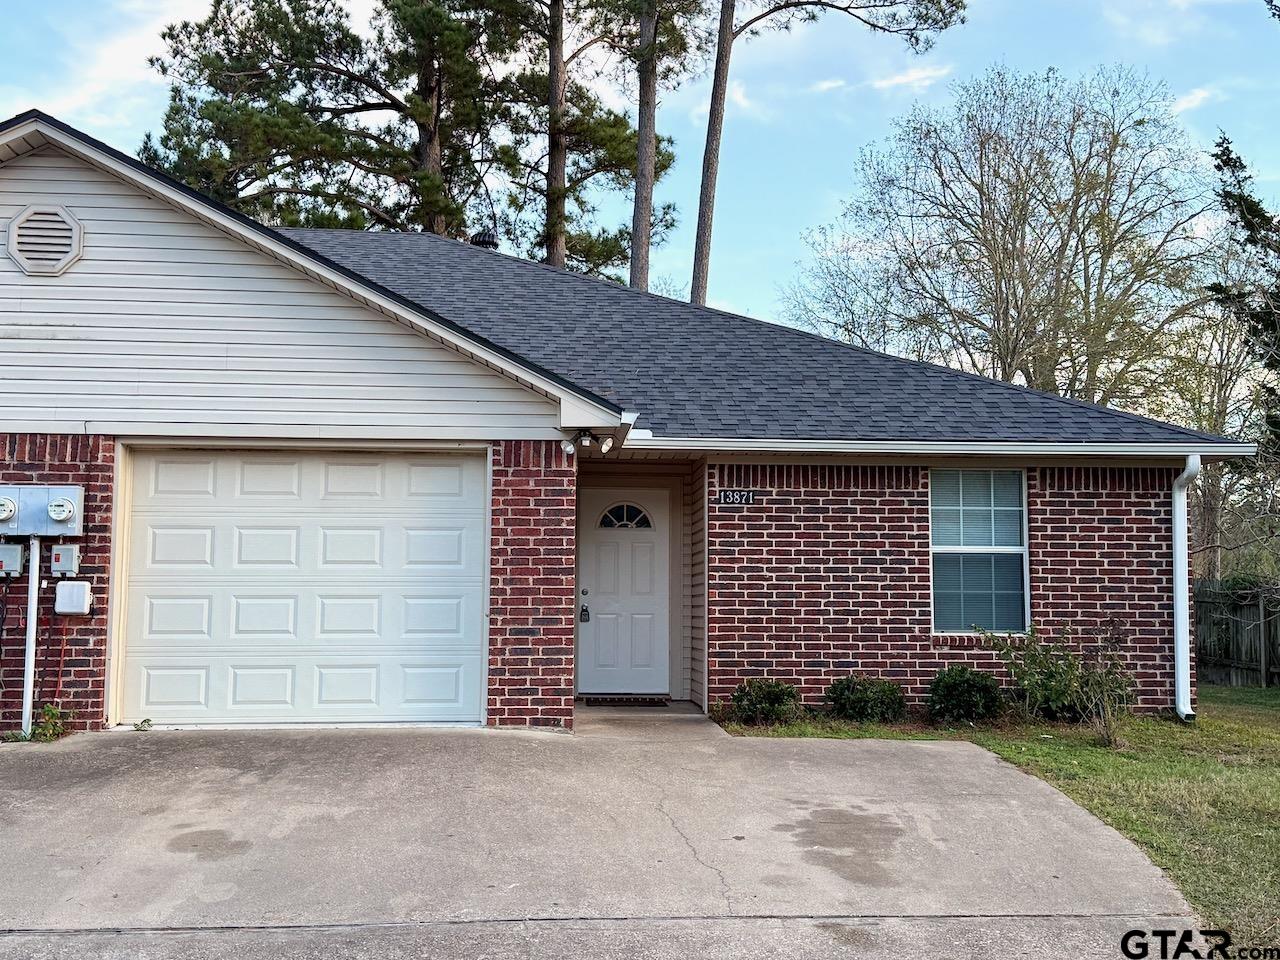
622 434 1257 458
4 117 623 431
559 395 626 429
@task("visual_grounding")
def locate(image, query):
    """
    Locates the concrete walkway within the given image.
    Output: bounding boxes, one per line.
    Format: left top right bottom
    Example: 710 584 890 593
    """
0 707 1192 957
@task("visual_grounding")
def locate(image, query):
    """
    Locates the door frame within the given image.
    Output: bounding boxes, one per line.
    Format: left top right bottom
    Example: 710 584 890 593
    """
105 438 492 727
575 480 684 697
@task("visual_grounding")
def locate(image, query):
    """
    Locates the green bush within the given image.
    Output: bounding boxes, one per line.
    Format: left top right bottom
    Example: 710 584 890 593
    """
987 624 1134 744
990 628 1085 721
927 665 1002 724
726 678 802 725
824 675 906 722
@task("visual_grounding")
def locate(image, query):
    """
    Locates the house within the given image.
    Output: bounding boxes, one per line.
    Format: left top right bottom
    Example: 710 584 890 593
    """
0 110 1252 733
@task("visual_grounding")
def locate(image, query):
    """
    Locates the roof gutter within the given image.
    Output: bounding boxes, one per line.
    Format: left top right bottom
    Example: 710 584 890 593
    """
621 434 1256 459
1172 454 1201 722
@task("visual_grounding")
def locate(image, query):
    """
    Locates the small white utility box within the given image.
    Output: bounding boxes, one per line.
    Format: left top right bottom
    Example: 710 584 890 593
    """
54 580 92 616
0 543 24 577
50 544 80 577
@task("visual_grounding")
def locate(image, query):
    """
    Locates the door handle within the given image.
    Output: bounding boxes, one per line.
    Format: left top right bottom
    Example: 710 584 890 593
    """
580 604 590 623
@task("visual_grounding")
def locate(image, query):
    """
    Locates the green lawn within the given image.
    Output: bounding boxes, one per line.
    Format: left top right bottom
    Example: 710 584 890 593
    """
722 685 1280 944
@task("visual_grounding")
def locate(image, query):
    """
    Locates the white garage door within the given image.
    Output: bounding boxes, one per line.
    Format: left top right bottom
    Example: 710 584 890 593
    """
120 450 487 725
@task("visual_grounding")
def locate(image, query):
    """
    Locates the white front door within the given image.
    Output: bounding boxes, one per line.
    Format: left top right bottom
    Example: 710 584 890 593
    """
577 488 670 694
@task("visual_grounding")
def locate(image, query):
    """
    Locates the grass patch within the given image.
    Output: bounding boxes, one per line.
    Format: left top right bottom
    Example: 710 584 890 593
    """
722 684 1280 944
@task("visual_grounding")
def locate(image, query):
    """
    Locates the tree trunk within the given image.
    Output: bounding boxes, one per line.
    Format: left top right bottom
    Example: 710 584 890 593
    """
689 0 735 305
1196 466 1225 581
415 41 448 235
629 1 659 290
545 0 569 268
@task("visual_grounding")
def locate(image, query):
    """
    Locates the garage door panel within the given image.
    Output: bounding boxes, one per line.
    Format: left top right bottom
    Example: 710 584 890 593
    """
127 655 484 720
129 518 484 578
123 451 487 725
135 453 486 512
128 585 484 652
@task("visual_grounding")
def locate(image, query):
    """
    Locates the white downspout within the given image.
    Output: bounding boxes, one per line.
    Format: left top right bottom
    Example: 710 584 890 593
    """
1172 455 1200 722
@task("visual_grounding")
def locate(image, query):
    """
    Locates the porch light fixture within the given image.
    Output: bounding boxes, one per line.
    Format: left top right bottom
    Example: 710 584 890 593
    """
563 431 616 455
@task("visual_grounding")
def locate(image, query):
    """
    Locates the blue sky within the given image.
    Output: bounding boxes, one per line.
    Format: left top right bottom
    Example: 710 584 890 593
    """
2 0 1278 320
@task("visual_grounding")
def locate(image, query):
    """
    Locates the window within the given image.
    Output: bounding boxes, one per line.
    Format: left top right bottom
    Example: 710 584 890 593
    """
930 469 1027 632
600 503 651 528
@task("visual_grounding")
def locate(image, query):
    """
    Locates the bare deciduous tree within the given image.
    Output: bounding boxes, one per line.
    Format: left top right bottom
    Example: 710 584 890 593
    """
784 66 1215 409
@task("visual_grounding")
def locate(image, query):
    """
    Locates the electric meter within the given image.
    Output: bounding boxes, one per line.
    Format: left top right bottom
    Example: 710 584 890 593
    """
0 497 14 522
47 497 76 524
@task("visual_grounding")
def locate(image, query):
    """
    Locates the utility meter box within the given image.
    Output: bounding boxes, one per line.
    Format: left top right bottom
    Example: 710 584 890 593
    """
50 544 81 577
0 543 24 578
0 485 85 537
54 580 92 616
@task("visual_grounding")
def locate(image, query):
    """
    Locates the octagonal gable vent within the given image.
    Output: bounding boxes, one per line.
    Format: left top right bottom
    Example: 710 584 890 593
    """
7 205 84 276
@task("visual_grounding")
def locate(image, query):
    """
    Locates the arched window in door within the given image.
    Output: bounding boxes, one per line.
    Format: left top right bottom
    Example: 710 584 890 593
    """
599 503 652 529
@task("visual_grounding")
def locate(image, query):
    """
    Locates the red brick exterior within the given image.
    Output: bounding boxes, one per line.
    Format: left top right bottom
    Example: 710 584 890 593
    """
0 435 114 732
1027 467 1180 712
0 434 1186 734
706 462 1185 713
487 440 578 729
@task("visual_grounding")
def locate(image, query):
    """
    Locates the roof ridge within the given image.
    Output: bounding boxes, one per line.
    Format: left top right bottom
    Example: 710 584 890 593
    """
284 227 1223 444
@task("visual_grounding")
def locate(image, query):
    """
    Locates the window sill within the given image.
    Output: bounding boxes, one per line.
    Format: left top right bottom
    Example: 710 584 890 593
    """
931 631 1027 649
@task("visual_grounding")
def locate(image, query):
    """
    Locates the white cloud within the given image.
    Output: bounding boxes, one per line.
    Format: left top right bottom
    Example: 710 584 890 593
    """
870 64 952 92
1173 87 1219 113
0 0 209 136
809 78 846 94
689 78 773 123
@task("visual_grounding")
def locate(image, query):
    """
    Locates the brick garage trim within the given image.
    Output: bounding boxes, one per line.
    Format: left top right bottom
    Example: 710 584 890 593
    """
705 462 1185 713
0 434 114 732
487 440 577 728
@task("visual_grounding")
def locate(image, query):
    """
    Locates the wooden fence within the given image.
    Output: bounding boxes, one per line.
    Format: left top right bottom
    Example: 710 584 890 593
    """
1195 580 1280 688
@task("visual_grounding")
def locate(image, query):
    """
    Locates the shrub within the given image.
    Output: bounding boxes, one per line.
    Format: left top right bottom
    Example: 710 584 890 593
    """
990 627 1085 721
1077 622 1134 747
824 675 907 723
987 623 1134 744
927 666 1002 724
726 678 802 725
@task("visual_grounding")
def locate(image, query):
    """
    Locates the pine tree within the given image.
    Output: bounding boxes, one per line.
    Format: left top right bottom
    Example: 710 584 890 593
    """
142 0 518 234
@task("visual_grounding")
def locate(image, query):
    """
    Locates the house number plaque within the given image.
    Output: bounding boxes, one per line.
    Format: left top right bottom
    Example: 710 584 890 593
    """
716 489 757 505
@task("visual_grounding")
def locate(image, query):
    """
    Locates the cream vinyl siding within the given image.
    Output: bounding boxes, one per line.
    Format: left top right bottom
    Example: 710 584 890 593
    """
0 146 562 439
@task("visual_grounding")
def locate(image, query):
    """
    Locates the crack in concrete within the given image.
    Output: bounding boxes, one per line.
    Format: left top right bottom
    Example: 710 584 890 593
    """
656 793 734 916
0 912 1202 939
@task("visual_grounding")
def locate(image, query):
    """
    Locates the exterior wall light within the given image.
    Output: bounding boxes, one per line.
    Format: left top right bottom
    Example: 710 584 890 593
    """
563 431 617 455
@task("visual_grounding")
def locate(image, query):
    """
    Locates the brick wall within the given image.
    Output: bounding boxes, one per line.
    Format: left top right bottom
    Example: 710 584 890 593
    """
488 440 577 728
1027 466 1180 712
0 435 114 732
706 462 1184 712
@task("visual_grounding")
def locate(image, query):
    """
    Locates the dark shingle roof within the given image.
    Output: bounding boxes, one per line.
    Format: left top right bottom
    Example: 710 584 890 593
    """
280 227 1230 446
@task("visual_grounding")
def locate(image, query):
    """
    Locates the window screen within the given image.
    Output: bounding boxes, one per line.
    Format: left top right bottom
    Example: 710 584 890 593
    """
930 470 1027 632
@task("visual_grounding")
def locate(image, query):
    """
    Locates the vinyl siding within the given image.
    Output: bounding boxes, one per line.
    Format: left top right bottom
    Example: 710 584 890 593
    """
0 146 562 439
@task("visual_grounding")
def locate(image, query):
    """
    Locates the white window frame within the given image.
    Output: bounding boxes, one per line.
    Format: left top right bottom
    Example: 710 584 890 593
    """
928 467 1032 635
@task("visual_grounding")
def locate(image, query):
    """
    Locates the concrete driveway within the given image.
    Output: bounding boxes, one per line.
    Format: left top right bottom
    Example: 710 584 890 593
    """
0 707 1192 957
